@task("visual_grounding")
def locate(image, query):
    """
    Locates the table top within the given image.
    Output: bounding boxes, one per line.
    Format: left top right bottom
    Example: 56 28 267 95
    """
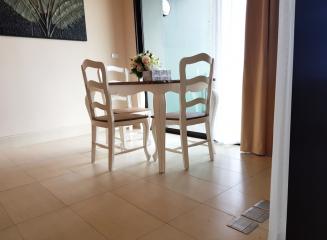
108 80 180 85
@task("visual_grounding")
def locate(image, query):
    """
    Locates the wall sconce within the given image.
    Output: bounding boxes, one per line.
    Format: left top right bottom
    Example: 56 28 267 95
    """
162 0 171 17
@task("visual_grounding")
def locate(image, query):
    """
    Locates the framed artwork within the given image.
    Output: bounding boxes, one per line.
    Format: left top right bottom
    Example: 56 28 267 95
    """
0 0 87 41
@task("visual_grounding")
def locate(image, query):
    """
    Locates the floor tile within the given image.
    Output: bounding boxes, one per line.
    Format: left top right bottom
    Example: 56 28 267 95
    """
41 173 106 205
0 133 271 240
70 160 110 178
113 180 199 222
18 208 106 240
164 150 213 172
146 171 227 202
35 139 91 157
71 192 163 240
0 183 65 223
24 164 72 181
233 169 271 200
188 164 247 188
18 153 90 175
0 226 23 240
72 162 141 191
94 172 141 191
205 188 264 216
261 219 269 231
0 168 35 191
170 205 268 240
5 147 53 165
212 155 271 177
51 154 91 169
123 162 160 178
0 154 16 169
214 145 242 159
0 204 13 230
138 224 195 240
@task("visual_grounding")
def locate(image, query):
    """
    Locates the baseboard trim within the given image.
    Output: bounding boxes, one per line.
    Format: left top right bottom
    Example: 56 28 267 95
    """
0 124 90 149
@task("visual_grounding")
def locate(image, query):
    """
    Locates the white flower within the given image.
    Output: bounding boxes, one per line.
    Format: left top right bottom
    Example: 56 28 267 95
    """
142 55 151 65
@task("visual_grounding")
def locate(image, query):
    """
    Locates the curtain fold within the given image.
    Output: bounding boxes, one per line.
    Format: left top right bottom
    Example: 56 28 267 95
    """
241 0 279 156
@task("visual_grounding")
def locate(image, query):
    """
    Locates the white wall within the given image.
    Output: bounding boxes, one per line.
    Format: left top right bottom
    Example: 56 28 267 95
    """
0 0 135 139
268 0 295 239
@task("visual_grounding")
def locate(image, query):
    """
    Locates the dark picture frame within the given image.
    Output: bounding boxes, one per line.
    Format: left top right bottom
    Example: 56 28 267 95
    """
0 0 87 41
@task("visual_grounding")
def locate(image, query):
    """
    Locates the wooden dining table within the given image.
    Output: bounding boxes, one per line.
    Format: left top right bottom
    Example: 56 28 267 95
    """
108 79 218 174
108 80 180 174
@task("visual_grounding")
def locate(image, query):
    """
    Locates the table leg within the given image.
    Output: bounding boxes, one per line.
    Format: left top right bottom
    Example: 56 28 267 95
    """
153 92 166 174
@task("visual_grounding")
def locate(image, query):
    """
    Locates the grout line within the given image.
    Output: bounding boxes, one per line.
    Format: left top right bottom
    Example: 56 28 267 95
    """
0 183 68 226
68 204 112 240
134 224 166 240
108 189 171 224
13 227 25 240
142 174 229 204
0 201 15 230
69 191 166 239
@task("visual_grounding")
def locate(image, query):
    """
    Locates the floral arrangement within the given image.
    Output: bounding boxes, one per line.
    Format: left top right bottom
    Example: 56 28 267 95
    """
130 51 160 79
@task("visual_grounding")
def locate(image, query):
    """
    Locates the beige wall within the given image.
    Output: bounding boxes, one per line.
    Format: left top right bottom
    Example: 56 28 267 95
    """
0 0 136 138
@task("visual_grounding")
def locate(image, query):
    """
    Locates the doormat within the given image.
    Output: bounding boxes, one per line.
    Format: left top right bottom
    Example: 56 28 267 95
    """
254 200 270 211
242 206 269 223
227 216 259 234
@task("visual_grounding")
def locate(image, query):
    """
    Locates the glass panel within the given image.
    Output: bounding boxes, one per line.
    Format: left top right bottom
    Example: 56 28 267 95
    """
142 0 214 133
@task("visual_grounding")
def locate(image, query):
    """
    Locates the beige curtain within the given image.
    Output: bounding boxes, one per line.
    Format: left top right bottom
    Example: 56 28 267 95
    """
241 0 279 156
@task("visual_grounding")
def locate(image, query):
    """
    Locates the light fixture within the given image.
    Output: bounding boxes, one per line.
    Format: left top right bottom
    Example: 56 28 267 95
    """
162 0 171 17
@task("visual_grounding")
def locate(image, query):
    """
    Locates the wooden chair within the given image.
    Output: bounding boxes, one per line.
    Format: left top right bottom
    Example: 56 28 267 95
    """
81 59 150 171
152 53 215 170
107 65 149 114
107 65 150 149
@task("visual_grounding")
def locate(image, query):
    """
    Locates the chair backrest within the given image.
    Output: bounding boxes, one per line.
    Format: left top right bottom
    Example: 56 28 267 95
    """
81 59 114 122
107 65 132 108
179 53 214 118
107 65 130 82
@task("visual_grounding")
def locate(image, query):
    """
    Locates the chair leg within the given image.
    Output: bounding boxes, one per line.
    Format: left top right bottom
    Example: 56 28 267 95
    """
180 125 189 170
119 127 126 150
151 120 158 162
108 126 115 171
142 120 151 161
147 116 153 145
105 128 108 144
205 119 214 161
91 125 96 163
128 125 133 139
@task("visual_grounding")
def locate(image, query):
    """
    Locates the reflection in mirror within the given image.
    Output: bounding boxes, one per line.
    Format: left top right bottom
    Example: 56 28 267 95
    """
162 0 171 16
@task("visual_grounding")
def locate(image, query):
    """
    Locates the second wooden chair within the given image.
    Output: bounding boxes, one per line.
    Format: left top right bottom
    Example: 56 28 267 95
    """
81 59 151 171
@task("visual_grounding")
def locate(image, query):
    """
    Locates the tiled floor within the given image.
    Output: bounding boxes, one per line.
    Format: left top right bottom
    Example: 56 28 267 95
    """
0 131 271 240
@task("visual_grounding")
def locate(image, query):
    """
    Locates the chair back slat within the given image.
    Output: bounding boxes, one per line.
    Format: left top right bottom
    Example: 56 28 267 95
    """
107 65 131 107
91 102 108 111
186 76 209 92
185 98 207 108
107 65 130 83
179 53 214 118
81 59 114 122
107 65 125 73
186 76 209 87
87 80 105 92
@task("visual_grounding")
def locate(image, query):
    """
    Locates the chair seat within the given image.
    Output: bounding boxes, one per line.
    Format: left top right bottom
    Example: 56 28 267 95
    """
95 113 148 122
113 107 149 114
152 112 207 120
